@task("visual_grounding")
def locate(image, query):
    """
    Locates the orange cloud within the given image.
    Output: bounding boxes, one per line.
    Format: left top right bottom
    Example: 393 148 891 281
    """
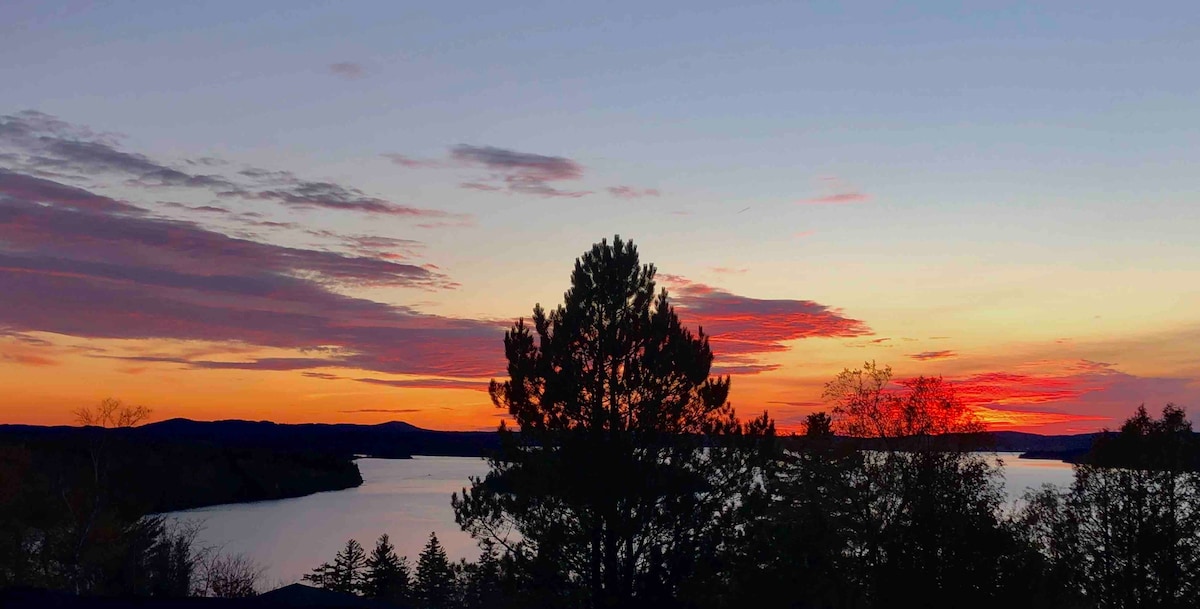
0 352 58 367
970 405 1108 430
909 350 957 361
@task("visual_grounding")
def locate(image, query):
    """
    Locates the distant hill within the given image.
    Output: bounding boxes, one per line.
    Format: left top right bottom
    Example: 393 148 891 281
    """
0 418 502 461
989 430 1099 459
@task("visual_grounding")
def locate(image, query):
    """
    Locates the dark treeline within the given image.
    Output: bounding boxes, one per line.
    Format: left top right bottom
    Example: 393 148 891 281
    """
5 236 1199 608
0 400 271 598
0 409 364 516
300 533 506 609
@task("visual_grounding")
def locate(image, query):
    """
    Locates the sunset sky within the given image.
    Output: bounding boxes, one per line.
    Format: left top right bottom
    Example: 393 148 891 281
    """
2 1 1198 433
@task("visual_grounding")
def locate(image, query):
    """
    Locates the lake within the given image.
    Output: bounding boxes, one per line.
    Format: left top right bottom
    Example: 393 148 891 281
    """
165 453 1076 586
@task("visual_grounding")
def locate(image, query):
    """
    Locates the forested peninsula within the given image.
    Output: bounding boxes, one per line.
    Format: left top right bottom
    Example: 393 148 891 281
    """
0 418 500 513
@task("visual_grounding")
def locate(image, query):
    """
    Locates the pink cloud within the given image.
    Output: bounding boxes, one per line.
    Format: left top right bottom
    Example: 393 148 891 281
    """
798 192 869 205
0 171 508 378
657 274 870 374
460 181 502 192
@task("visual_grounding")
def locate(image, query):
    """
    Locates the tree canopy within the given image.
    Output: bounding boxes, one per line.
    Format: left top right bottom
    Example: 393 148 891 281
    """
453 235 773 609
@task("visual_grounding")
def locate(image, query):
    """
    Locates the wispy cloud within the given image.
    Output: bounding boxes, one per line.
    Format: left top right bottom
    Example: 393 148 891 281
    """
0 352 58 367
385 144 655 201
382 153 441 169
798 192 869 205
709 267 747 275
328 62 365 79
228 178 460 218
302 371 488 391
353 377 489 391
799 176 870 205
306 231 425 260
459 181 502 192
451 145 589 198
0 111 466 222
908 350 958 361
711 362 781 375
607 185 660 199
338 408 422 414
767 400 825 409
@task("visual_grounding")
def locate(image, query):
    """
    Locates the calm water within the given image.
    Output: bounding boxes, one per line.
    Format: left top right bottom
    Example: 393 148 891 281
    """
165 453 1075 586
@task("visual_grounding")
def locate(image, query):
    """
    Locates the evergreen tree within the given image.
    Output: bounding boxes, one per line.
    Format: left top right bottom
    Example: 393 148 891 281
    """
301 560 333 590
364 534 411 604
453 236 774 609
303 538 366 595
415 532 456 609
460 539 504 609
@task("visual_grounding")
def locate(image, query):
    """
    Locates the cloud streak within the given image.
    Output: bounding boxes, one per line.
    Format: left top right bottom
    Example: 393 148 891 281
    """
328 62 365 79
0 166 507 378
607 186 660 199
0 111 465 222
657 274 870 374
382 153 441 169
798 192 869 205
451 145 589 198
385 143 657 201
908 350 957 361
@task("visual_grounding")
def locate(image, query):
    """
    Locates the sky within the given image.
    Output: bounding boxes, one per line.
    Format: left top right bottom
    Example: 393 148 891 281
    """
1 1 1197 433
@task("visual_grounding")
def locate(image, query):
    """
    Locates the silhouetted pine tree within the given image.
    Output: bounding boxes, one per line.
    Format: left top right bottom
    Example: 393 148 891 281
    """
364 534 411 604
415 532 455 609
303 538 366 595
452 236 774 609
